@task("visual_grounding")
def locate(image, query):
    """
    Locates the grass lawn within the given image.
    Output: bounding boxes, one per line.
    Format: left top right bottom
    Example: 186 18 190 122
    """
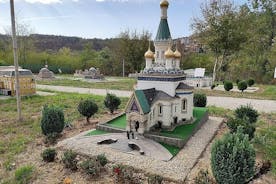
37 75 136 91
106 114 127 129
86 129 109 136
160 107 208 140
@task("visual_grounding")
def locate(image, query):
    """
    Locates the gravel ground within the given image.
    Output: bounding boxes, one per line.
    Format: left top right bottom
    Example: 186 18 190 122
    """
57 117 223 182
37 85 276 113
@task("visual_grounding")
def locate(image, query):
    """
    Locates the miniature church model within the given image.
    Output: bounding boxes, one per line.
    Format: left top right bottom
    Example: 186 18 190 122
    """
126 0 194 134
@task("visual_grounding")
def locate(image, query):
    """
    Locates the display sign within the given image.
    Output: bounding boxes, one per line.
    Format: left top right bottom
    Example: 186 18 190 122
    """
274 67 276 78
194 68 205 77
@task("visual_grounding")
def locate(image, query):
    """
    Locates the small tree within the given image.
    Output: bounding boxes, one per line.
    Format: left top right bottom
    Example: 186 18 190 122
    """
104 93 121 114
194 93 207 107
41 148 57 162
41 105 65 136
78 99 98 123
238 80 248 92
224 80 233 91
235 105 259 124
211 128 255 184
247 79 255 87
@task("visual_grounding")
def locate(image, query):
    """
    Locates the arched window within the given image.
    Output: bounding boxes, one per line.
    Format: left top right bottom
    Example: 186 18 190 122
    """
182 99 187 112
158 104 163 116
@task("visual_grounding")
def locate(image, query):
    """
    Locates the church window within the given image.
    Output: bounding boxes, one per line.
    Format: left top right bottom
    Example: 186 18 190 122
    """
156 51 159 58
131 101 139 112
161 51 165 59
182 99 187 112
158 104 163 116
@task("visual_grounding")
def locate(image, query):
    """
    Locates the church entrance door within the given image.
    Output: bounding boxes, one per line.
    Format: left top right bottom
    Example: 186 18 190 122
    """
135 121 140 132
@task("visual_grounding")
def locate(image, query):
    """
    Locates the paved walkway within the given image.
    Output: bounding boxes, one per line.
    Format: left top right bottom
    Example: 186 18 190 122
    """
37 85 276 113
57 117 223 182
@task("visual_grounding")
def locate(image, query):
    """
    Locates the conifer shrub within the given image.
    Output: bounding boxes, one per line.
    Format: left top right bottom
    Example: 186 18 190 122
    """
211 84 216 90
62 150 78 171
235 105 259 124
45 132 59 145
226 117 256 139
224 80 233 91
77 99 98 123
194 93 207 107
238 80 248 92
247 78 255 87
104 93 121 114
41 148 57 162
41 105 65 136
211 128 255 184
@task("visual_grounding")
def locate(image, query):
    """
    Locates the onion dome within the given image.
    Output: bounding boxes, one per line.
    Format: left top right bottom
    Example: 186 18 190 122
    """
165 47 174 58
160 0 169 8
144 48 154 59
174 49 182 59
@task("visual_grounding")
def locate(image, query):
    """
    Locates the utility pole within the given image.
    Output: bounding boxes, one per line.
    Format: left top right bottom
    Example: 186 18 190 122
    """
10 0 22 122
122 59 125 78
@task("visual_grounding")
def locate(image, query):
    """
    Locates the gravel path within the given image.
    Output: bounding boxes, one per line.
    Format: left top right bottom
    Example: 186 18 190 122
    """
37 85 276 113
57 117 223 182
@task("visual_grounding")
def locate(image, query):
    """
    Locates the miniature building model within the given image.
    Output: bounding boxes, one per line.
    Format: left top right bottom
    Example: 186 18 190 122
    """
126 0 194 134
38 65 55 79
0 68 36 96
184 68 213 88
74 67 104 80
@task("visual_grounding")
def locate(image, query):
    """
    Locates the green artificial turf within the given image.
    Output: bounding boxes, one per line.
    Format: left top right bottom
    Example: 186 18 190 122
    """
86 130 108 136
106 114 127 129
160 107 208 140
159 142 180 156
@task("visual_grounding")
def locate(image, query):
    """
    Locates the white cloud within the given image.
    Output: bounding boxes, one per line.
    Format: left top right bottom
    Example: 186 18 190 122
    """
0 0 79 4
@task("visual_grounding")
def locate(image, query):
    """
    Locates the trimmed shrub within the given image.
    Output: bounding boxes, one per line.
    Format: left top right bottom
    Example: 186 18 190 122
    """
97 154 108 167
41 105 65 136
41 148 56 162
235 105 259 124
194 169 216 184
15 165 35 184
238 80 248 92
80 158 101 177
211 128 255 184
226 118 256 139
194 93 207 107
224 80 233 91
78 99 98 123
62 150 78 171
104 93 121 114
247 78 255 87
211 84 216 90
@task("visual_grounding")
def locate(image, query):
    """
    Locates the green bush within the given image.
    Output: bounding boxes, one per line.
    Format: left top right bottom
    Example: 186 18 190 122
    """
80 158 101 177
97 154 108 167
41 105 65 136
15 165 35 184
78 99 98 123
226 118 256 139
211 84 216 90
238 80 248 92
148 174 163 184
247 78 255 87
235 105 259 124
224 80 233 91
194 169 216 184
236 79 240 85
45 132 59 145
211 128 255 184
62 150 78 171
41 148 56 162
104 93 121 114
194 93 207 107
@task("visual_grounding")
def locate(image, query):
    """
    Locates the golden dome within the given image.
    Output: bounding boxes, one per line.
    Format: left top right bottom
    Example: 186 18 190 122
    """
174 49 182 58
144 48 154 59
165 47 174 58
160 0 169 8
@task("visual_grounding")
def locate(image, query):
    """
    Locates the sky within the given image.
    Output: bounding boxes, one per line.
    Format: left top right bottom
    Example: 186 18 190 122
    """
0 0 248 39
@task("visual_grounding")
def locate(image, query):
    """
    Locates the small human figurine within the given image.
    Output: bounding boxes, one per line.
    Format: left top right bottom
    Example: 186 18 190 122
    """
131 131 134 139
127 131 130 140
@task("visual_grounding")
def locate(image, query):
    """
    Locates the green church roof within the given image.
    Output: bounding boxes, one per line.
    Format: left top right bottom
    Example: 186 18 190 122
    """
155 19 171 41
134 90 151 114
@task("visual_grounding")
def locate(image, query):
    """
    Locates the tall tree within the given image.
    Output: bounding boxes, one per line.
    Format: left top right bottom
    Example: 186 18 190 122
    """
192 0 246 82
